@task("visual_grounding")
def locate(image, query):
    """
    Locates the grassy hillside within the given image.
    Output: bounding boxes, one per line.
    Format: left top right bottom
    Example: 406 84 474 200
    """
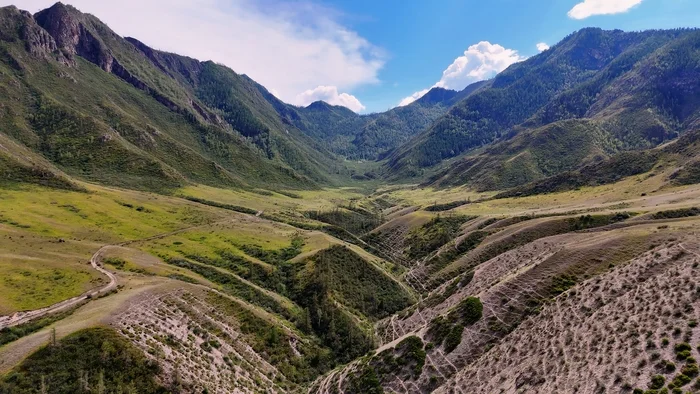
495 128 700 198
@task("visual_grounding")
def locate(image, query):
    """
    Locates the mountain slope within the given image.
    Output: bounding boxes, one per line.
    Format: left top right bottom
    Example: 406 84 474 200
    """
0 3 347 192
253 82 486 161
494 127 700 198
387 28 700 183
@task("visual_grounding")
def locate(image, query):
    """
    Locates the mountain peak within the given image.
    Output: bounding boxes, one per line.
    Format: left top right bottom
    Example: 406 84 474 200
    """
307 100 332 110
305 100 356 114
414 87 458 106
34 2 116 71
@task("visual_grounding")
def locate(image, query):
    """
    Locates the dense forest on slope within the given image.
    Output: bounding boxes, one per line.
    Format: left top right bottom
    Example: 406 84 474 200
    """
0 328 166 394
387 28 700 187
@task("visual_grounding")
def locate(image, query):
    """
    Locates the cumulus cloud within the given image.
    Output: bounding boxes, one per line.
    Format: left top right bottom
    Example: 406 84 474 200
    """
10 0 383 110
398 41 524 107
397 89 430 107
536 42 550 52
568 0 643 19
434 42 524 90
297 86 365 113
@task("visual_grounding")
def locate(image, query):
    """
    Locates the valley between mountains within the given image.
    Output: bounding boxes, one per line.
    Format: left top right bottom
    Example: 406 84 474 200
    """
1 2 700 394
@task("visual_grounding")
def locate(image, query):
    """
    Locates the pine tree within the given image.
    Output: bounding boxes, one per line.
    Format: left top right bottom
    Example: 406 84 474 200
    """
40 375 48 394
97 370 106 394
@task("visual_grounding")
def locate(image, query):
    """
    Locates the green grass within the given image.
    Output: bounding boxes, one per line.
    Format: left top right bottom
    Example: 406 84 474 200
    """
0 303 84 347
0 263 96 313
0 183 228 313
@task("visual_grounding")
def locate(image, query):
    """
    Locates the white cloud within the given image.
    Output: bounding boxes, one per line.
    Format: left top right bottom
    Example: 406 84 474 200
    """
536 42 550 52
397 89 430 107
398 41 524 107
297 85 365 113
568 0 643 19
10 0 383 108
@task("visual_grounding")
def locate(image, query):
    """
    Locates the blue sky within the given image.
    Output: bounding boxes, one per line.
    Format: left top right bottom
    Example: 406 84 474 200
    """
8 0 700 113
329 0 700 112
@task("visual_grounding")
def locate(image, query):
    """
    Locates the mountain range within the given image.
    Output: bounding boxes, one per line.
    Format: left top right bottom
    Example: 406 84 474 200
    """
1 3 699 198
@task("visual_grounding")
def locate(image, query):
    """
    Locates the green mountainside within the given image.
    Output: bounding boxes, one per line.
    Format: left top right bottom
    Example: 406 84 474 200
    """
387 28 700 186
256 84 485 161
0 3 346 192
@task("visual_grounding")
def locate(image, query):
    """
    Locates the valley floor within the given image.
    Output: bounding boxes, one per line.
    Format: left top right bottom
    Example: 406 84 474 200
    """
3 174 700 393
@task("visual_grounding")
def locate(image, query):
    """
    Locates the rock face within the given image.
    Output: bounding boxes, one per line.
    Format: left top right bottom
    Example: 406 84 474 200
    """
31 3 189 116
34 2 113 70
0 5 69 65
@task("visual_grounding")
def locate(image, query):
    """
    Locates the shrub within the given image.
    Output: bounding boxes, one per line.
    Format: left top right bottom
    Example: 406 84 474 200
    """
677 350 691 360
681 363 699 378
658 360 677 373
346 364 383 394
427 316 452 344
650 375 666 390
675 343 692 360
454 297 483 325
670 373 691 387
396 336 426 375
443 325 464 354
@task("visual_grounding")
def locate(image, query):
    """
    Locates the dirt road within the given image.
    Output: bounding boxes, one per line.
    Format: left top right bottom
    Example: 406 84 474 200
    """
0 212 259 330
0 246 117 330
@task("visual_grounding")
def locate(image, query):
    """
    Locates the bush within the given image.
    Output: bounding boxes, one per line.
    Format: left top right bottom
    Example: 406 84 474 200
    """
427 316 452 344
681 363 699 378
454 297 483 325
658 360 677 373
396 336 426 375
346 364 383 394
670 373 692 387
649 374 666 389
443 324 464 354
675 343 692 360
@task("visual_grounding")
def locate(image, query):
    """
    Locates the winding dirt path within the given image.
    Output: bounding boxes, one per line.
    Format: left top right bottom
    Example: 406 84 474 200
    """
0 215 247 330
0 246 117 329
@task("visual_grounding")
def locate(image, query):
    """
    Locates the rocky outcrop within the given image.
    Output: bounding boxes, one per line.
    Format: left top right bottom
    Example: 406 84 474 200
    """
34 2 113 71
32 3 202 120
0 5 69 65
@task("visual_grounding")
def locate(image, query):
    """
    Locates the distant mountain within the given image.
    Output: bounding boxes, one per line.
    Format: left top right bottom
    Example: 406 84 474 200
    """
255 84 486 160
387 28 700 186
3 3 699 196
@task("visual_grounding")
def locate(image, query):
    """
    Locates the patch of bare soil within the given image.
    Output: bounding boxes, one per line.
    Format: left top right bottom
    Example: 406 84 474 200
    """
111 289 286 394
438 241 700 394
316 221 695 393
